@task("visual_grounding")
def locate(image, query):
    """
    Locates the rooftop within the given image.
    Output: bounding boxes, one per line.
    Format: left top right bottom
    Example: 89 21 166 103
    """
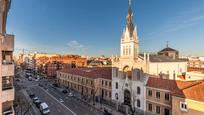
59 67 112 80
139 54 186 62
159 47 178 53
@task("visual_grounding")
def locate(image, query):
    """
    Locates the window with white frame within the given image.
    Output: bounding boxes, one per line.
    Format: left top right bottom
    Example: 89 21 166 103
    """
180 102 187 112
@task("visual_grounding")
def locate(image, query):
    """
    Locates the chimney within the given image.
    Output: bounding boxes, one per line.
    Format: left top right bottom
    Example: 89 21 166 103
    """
159 72 163 79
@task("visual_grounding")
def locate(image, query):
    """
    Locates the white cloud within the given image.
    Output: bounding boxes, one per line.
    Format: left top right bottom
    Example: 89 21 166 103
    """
184 15 204 23
67 40 86 50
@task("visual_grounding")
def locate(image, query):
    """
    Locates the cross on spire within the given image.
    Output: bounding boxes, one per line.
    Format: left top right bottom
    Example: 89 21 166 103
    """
166 41 169 48
129 0 131 6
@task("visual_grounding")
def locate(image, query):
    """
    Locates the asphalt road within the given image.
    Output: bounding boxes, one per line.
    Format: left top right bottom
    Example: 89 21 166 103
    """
47 86 101 115
17 71 100 115
30 86 76 115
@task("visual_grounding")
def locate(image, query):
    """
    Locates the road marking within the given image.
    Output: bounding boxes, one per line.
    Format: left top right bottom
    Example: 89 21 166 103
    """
39 87 77 115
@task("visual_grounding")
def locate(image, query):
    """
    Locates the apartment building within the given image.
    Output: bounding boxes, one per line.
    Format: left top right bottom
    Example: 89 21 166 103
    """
36 55 87 77
0 0 15 114
146 77 172 115
57 67 112 101
146 77 204 115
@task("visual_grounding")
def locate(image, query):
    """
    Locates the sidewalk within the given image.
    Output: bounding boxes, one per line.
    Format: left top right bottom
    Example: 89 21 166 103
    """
72 91 124 115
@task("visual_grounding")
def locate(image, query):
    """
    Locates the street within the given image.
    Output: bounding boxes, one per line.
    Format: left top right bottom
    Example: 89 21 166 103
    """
15 71 102 115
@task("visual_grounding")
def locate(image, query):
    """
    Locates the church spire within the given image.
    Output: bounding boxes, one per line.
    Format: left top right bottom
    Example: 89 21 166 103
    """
126 0 134 37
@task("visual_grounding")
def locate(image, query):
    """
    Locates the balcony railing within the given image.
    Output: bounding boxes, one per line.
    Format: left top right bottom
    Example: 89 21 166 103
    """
1 34 14 51
2 60 13 65
2 87 15 103
2 83 13 90
1 64 14 76
2 106 14 115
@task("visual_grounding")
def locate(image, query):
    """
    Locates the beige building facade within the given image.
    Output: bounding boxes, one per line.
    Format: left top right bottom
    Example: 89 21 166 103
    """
57 67 112 101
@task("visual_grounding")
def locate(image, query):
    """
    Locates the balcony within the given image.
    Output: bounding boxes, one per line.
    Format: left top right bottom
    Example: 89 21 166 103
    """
2 88 14 103
1 34 14 51
2 101 14 115
2 63 14 76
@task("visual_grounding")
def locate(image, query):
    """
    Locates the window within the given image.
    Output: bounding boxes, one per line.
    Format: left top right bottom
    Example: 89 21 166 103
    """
137 99 140 108
105 81 107 86
156 91 160 99
123 46 125 56
164 108 170 115
109 82 111 87
115 82 118 89
105 91 107 97
148 90 152 97
109 92 111 98
126 46 128 55
91 81 93 85
116 68 118 77
102 80 104 85
180 102 187 112
148 103 152 111
115 93 118 100
137 87 140 95
129 45 131 55
165 93 170 101
156 105 160 114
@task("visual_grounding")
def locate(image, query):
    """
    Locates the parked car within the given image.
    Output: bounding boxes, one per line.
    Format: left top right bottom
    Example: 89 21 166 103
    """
38 83 43 87
68 92 73 97
40 102 50 115
59 99 64 103
28 77 32 81
35 99 42 108
29 93 35 98
35 78 40 81
62 90 68 94
15 79 20 82
33 97 39 103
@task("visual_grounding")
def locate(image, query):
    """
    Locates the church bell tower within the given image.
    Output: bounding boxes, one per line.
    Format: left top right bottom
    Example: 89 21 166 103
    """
120 0 139 60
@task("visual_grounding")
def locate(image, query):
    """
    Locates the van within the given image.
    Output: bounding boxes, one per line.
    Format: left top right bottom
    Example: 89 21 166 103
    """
40 102 50 115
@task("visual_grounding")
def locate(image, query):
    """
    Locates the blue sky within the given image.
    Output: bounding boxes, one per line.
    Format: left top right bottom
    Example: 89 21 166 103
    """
7 0 204 56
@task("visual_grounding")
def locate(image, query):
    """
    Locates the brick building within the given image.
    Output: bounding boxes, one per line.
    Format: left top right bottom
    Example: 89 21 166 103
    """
35 55 87 78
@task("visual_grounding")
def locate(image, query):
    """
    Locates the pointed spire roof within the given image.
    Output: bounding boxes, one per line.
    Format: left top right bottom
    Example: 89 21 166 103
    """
126 0 135 37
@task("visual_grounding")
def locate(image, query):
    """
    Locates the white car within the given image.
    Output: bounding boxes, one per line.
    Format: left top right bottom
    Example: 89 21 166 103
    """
35 78 40 81
40 102 50 115
59 99 64 103
68 92 73 97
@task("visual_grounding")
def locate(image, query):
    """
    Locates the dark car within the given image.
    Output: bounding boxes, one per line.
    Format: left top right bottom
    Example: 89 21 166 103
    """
35 99 42 108
62 90 68 94
15 79 20 82
29 93 35 98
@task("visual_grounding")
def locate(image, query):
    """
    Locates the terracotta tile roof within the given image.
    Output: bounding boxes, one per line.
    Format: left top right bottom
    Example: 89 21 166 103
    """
174 81 204 102
147 77 204 102
58 67 112 80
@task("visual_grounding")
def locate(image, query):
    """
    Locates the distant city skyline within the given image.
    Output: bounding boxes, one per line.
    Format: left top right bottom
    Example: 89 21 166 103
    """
7 0 204 56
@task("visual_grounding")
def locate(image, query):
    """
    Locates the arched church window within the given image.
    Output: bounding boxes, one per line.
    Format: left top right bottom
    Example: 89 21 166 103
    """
115 93 118 100
126 46 128 55
123 46 125 56
137 87 140 95
137 99 140 107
